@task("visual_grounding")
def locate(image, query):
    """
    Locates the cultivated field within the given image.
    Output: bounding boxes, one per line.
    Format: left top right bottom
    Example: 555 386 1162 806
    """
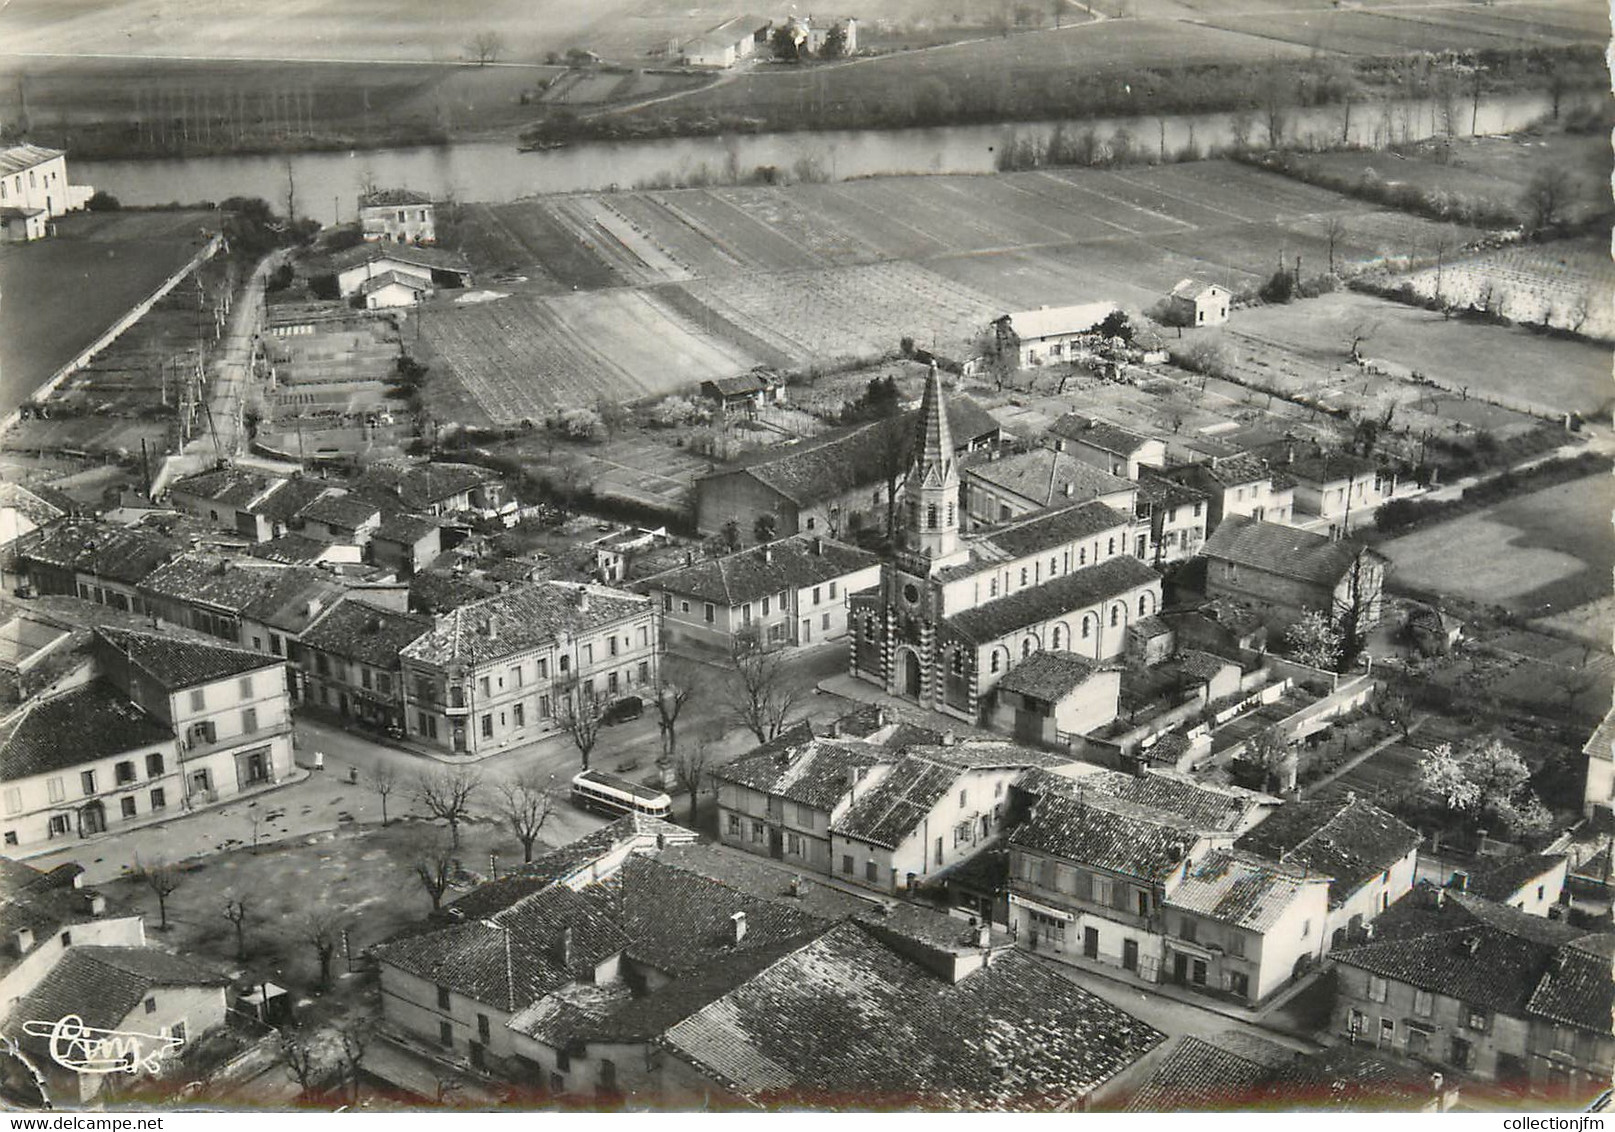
1205 2 1608 55
415 289 758 423
432 161 1493 420
1229 290 1611 417
1380 472 1615 619
0 210 218 416
1396 238 1615 343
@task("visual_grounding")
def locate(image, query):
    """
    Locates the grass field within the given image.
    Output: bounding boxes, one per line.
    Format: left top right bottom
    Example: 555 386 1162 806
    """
0 210 219 416
1380 473 1615 617
1228 289 1610 417
431 161 1490 421
1204 2 1607 55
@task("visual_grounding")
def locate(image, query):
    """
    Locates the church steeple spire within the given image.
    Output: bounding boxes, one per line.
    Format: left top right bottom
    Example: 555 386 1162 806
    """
906 363 959 560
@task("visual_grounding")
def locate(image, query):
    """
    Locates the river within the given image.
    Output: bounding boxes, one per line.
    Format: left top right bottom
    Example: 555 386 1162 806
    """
78 91 1560 225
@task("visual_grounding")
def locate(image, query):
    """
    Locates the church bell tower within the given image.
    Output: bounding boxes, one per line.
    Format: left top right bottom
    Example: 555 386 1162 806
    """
905 363 961 563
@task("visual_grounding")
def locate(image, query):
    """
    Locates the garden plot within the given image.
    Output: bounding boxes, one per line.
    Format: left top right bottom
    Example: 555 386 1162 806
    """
418 290 759 423
1397 239 1615 344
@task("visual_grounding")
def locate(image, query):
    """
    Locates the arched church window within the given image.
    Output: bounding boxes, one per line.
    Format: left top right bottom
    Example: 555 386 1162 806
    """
1051 626 1062 649
927 504 938 529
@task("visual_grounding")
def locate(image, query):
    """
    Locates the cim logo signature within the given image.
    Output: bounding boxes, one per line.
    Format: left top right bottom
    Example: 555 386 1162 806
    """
20 1015 184 1075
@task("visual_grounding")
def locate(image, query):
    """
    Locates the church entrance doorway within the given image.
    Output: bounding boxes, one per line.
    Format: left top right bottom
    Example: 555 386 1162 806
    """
901 651 921 700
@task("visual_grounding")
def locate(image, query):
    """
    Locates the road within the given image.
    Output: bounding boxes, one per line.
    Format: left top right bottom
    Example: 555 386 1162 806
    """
189 250 281 462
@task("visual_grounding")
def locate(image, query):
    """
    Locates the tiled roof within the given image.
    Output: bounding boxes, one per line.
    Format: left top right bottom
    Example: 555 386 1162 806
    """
300 600 433 668
139 554 348 633
830 755 961 850
1048 414 1155 457
351 462 499 512
0 680 173 781
651 840 876 922
0 145 64 176
1583 705 1615 762
95 625 278 691
705 373 769 397
1525 934 1615 1035
249 477 336 525
409 569 499 615
22 520 182 586
1163 454 1275 493
0 860 104 979
298 492 381 530
401 582 651 668
1009 793 1202 882
710 728 890 812
372 513 441 545
947 555 1159 645
706 399 998 508
10 946 226 1038
360 188 434 207
659 921 1163 1111
1135 470 1208 508
1169 278 1222 301
329 242 470 275
963 449 1134 509
1275 447 1382 486
168 467 276 509
0 484 68 530
636 535 880 607
1235 797 1420 909
1178 647 1236 683
995 650 1104 702
1123 1034 1275 1112
1463 853 1567 904
357 269 431 296
1201 516 1381 589
248 532 332 565
1003 302 1116 342
960 499 1132 567
1334 923 1565 1021
1164 848 1325 933
1024 767 1262 833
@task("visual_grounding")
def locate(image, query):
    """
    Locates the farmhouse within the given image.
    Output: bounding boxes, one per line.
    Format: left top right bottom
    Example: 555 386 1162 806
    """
636 534 881 651
1268 445 1396 537
398 582 659 758
1328 888 1613 1100
1159 454 1295 529
694 393 999 538
699 371 783 415
358 269 432 309
993 302 1117 368
1200 516 1386 637
1166 279 1231 327
0 145 93 241
330 244 471 299
961 445 1136 531
359 188 436 244
679 14 770 67
1047 414 1166 481
849 369 1161 727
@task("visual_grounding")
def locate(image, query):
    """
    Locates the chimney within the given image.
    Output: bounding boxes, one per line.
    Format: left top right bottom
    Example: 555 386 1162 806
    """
827 719 840 738
1063 484 1074 497
874 705 886 727
84 892 105 916
940 730 956 746
762 545 773 565
812 537 823 556
306 598 324 619
790 875 810 898
1450 869 1468 893
730 911 748 944
846 767 860 790
1053 438 1065 452
556 926 574 968
13 927 33 956
684 550 694 566
485 616 499 640
976 922 991 949
577 587 590 612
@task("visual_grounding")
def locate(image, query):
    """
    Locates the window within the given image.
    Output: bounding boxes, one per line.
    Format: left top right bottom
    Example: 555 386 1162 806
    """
437 985 452 1010
842 855 853 875
751 820 763 843
1368 974 1387 1002
556 1050 571 1072
1466 1009 1488 1032
663 594 673 612
959 789 968 808
1180 917 1197 943
189 689 205 711
1192 959 1207 985
1051 626 1062 648
865 860 878 883
742 603 752 624
1107 537 1115 555
478 677 491 698
1229 971 1250 998
513 702 525 728
558 656 570 673
239 676 254 699
480 714 493 738
47 777 64 803
1019 567 1028 586
1110 605 1120 627
822 613 830 630
121 797 137 819
607 672 619 694
477 1014 491 1042
439 1022 453 1047
60 931 71 946
146 753 164 777
990 653 1000 673
727 814 741 835
679 601 690 614
150 787 166 810
1414 989 1433 1016
1228 933 1245 958
81 770 97 796
829 581 837 599
242 708 258 734
2 788 18 815
1022 638 1032 657
703 603 715 624
537 658 548 679
539 695 551 719
115 760 136 785
49 814 70 836
270 634 283 657
609 636 618 657
1300 918 1311 938
1081 616 1091 639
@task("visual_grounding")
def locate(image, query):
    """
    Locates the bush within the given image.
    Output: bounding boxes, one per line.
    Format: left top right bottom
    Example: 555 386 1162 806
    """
86 190 121 211
560 407 604 441
1259 269 1296 304
308 274 340 301
265 263 295 293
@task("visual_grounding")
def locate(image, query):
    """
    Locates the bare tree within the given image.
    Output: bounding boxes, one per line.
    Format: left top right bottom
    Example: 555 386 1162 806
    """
494 772 554 863
223 895 251 961
1379 683 1416 740
279 1028 322 1098
557 691 606 770
467 30 507 67
1521 167 1568 232
414 843 456 912
673 737 713 825
248 807 265 855
655 670 695 768
416 767 481 848
335 1016 371 1105
724 628 809 744
1332 548 1386 670
303 911 345 988
371 763 398 827
1323 216 1347 275
136 858 183 930
1343 319 1379 362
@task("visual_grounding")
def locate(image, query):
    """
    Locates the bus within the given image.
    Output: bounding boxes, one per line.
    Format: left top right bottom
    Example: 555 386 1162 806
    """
569 769 672 819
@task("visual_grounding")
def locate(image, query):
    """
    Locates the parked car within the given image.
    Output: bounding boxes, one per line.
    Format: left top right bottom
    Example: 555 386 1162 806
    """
601 695 643 725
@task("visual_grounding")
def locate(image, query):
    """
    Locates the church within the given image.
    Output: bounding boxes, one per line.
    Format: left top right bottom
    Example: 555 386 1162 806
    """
849 367 1163 724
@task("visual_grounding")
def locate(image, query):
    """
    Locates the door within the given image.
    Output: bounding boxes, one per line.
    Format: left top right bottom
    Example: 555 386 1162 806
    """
78 801 105 836
1172 953 1189 985
339 693 350 717
1083 927 1099 958
769 828 784 860
1122 939 1139 971
1013 707 1042 745
901 651 921 699
800 618 811 644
